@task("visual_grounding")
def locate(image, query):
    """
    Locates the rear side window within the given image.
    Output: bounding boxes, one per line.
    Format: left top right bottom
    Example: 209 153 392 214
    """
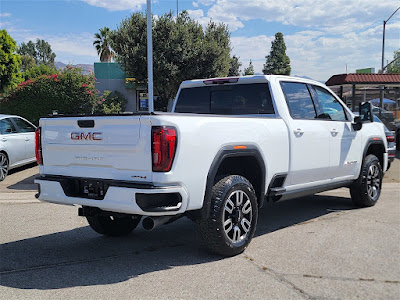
12 117 36 132
0 118 17 135
175 83 274 115
280 82 316 119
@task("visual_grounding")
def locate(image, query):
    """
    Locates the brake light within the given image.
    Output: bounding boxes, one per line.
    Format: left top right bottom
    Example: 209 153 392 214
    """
35 127 43 165
386 134 395 143
203 78 239 85
152 126 177 172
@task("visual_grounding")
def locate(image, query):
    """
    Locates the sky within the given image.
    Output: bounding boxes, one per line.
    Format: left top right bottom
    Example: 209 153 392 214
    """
1 0 399 82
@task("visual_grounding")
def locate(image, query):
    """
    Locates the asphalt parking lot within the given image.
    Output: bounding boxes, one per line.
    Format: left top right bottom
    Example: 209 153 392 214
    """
0 159 399 299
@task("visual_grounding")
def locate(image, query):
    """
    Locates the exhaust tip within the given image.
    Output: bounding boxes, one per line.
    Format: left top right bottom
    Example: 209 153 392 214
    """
142 217 155 231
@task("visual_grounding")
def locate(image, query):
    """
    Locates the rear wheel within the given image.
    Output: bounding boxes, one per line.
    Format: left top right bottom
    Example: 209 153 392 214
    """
0 153 9 182
350 154 382 207
86 214 141 236
197 175 258 256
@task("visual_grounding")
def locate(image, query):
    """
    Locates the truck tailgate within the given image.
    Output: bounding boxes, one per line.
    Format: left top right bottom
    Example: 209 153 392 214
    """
40 115 153 182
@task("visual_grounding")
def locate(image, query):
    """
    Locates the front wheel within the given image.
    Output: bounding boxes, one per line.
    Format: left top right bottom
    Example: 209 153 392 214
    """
197 175 258 256
350 154 382 207
86 214 141 236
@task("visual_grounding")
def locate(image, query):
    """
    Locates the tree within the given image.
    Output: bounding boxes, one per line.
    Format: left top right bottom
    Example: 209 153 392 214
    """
243 60 254 75
110 11 231 110
0 30 22 93
18 39 56 66
387 49 400 73
20 55 36 72
228 55 242 76
262 32 291 75
93 27 115 62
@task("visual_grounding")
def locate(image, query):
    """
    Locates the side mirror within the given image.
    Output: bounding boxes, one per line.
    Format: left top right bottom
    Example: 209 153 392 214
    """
352 116 362 131
359 102 373 122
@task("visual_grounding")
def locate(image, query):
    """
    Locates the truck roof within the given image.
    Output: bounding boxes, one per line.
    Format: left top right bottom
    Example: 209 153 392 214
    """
180 75 323 89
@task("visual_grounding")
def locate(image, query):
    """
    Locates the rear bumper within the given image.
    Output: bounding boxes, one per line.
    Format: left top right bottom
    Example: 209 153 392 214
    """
34 175 188 216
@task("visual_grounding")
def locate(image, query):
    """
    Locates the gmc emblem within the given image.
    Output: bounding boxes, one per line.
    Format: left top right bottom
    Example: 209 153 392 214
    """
71 132 103 141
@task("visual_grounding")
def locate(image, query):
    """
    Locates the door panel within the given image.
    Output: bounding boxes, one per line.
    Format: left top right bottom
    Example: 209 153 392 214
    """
327 122 361 178
280 81 331 186
11 117 36 161
287 119 331 185
311 86 361 179
0 118 25 166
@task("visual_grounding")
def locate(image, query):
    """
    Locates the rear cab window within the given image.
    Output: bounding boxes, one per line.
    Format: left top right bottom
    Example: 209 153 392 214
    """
174 83 274 115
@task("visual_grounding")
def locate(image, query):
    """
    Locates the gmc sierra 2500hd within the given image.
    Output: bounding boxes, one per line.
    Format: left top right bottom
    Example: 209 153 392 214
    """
34 75 387 256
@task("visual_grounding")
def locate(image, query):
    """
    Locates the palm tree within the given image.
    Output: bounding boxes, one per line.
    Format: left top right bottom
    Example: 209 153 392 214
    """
93 27 114 62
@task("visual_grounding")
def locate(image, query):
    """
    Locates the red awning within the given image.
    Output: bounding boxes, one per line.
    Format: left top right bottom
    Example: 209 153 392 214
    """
326 74 400 86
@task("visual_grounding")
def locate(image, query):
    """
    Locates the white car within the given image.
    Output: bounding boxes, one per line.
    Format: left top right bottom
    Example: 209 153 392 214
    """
0 114 37 181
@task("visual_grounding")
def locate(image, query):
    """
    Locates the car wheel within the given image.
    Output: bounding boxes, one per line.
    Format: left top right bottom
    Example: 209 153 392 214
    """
86 214 142 236
0 153 9 182
197 175 258 256
350 154 382 207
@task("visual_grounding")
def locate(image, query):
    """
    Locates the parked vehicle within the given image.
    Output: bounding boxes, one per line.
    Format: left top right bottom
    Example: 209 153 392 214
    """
34 75 388 256
0 115 37 181
396 122 400 150
372 115 395 170
372 106 395 131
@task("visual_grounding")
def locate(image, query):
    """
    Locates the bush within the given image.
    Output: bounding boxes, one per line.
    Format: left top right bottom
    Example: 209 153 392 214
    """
22 64 59 81
92 90 127 114
0 66 96 125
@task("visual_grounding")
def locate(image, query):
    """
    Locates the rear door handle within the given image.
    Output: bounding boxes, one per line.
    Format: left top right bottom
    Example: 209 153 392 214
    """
1 138 7 142
330 129 338 136
25 138 30 141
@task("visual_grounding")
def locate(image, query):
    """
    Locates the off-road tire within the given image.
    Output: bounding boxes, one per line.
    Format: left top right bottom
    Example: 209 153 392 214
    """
197 175 258 256
350 154 382 207
86 214 141 236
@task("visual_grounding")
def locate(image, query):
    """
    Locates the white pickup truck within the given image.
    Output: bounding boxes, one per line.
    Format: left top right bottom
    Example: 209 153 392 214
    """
35 75 388 256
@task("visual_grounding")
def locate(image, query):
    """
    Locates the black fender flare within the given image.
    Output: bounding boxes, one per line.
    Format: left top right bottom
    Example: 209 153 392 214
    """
362 137 386 167
200 145 266 219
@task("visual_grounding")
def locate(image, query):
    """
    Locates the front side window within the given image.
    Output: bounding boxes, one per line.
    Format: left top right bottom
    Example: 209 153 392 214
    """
313 86 347 121
280 82 316 119
175 83 274 115
0 118 17 135
12 117 36 132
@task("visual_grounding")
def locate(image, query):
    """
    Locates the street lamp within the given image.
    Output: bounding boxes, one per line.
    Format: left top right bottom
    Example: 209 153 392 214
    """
381 7 400 73
379 6 400 117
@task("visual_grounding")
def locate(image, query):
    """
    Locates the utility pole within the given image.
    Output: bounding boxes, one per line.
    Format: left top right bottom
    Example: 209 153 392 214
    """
379 6 400 118
147 0 154 113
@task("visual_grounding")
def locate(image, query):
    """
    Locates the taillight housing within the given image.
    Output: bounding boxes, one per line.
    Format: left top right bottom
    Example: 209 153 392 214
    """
35 127 43 165
152 126 177 172
386 134 395 143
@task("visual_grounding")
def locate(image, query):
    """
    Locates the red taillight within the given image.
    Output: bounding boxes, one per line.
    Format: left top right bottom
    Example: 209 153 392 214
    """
152 126 177 172
35 127 43 165
386 134 395 143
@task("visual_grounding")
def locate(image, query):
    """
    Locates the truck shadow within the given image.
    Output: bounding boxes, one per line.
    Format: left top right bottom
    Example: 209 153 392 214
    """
1 163 38 191
0 194 355 290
